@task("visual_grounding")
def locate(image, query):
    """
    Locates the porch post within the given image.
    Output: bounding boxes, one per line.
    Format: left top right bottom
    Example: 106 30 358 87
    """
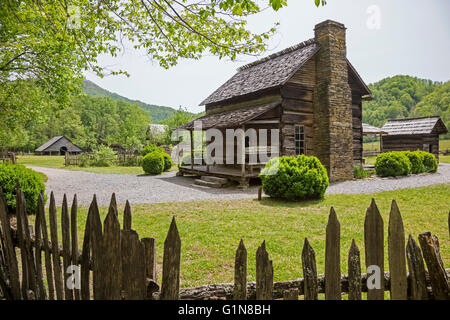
190 129 194 170
176 129 180 170
241 125 245 177
380 134 383 153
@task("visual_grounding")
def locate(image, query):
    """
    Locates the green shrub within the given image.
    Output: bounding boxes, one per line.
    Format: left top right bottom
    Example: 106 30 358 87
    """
404 151 424 174
117 154 142 167
78 154 91 167
416 150 438 172
141 144 164 157
0 164 47 215
259 155 329 201
142 152 165 175
91 145 116 167
161 153 173 171
375 152 411 177
180 150 204 166
353 165 372 179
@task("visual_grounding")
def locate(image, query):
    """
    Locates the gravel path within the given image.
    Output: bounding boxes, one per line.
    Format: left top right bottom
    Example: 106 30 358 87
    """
29 166 258 206
326 163 450 194
29 164 450 206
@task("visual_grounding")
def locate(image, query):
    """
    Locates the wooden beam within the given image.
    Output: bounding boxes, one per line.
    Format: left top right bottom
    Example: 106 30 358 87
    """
246 120 280 125
190 129 194 170
241 125 245 177
380 134 383 152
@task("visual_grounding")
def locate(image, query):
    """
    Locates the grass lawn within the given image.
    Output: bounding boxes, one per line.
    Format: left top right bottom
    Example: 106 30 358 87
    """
363 140 381 151
440 155 450 163
28 184 450 290
17 155 146 175
16 155 179 175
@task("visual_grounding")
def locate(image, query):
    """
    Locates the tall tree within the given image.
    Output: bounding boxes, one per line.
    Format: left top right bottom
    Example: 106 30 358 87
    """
1 0 325 131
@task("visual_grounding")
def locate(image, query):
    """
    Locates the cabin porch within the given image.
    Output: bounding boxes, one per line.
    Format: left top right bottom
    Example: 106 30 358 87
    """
176 101 282 188
178 164 263 188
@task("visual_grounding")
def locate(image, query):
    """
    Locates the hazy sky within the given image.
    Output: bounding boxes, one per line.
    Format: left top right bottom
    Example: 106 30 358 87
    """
84 0 450 114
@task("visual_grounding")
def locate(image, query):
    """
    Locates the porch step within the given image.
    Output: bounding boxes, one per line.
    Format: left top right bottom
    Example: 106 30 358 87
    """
200 176 229 184
194 179 223 188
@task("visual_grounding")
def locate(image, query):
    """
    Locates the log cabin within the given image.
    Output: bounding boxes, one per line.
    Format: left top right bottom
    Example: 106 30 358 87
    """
177 20 372 187
381 116 448 161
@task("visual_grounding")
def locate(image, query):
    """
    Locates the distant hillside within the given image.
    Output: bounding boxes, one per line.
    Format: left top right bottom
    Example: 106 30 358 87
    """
83 79 177 123
363 75 449 138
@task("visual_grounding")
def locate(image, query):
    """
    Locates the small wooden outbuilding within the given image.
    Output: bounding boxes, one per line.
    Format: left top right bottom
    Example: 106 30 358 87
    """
35 136 83 155
381 116 448 160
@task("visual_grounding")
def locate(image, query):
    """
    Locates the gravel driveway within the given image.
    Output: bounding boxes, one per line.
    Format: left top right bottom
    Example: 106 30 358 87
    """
28 164 450 206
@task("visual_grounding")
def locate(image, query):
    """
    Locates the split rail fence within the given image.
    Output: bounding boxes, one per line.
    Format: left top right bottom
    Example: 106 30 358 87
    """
0 187 448 300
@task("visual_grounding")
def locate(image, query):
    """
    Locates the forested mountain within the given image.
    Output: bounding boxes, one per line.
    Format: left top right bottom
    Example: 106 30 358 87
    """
83 80 177 123
363 75 449 138
3 95 151 152
1 79 200 151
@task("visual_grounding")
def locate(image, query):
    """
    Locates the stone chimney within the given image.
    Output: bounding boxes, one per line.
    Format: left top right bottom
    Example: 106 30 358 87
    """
313 20 354 182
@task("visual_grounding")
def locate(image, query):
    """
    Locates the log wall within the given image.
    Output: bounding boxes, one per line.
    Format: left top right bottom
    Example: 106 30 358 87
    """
279 57 363 165
280 58 315 156
381 134 440 161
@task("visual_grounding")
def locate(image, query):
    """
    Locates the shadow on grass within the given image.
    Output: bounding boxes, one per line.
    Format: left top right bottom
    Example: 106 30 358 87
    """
254 196 325 208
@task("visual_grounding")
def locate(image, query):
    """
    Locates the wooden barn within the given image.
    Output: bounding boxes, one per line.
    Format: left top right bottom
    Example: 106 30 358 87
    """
381 116 448 161
35 136 83 155
177 20 372 186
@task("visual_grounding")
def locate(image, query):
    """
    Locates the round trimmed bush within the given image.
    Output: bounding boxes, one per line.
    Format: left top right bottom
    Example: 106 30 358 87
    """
259 155 329 201
141 144 164 157
375 152 411 177
0 163 47 215
161 152 173 171
419 151 438 172
142 152 165 175
404 151 424 174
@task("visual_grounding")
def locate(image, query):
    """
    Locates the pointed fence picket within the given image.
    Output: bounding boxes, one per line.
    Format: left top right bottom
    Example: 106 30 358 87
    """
0 188 448 300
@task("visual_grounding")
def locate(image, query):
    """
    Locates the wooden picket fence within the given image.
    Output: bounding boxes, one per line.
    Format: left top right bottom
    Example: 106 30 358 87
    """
0 152 16 164
65 153 141 167
0 188 449 300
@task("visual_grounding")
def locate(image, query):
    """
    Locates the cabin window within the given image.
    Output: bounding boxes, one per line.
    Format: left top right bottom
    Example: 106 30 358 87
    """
295 125 305 155
423 144 431 153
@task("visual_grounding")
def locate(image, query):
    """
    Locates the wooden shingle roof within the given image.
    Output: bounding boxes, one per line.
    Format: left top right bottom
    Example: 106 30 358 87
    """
200 38 371 106
35 136 65 152
381 116 448 135
200 39 320 105
35 135 83 152
177 101 281 130
362 123 387 135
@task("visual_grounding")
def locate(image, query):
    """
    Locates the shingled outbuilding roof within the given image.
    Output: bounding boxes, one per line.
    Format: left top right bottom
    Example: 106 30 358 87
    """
381 116 448 135
362 123 388 135
178 101 280 130
35 136 83 153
